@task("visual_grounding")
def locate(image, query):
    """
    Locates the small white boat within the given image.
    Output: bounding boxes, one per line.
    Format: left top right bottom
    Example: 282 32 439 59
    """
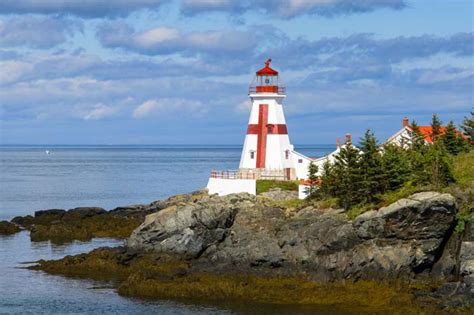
45 150 50 155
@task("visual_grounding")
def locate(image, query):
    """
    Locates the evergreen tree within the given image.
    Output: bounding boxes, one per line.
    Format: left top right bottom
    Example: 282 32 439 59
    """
404 120 429 184
430 114 443 143
318 161 336 199
332 144 362 209
358 129 383 203
380 144 411 191
409 120 426 150
305 161 319 198
460 110 474 141
442 120 468 155
424 141 455 188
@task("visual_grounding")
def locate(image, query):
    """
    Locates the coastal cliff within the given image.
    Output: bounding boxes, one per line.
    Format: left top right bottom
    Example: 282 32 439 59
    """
30 190 474 313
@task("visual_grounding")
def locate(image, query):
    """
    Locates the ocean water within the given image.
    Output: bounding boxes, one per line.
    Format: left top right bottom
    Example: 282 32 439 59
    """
0 145 337 314
0 145 334 220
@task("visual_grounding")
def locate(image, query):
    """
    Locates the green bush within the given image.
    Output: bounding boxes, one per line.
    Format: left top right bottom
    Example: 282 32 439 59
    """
455 212 472 234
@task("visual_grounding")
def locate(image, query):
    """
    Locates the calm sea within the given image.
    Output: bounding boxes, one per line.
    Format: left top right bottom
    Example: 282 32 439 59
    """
0 145 338 314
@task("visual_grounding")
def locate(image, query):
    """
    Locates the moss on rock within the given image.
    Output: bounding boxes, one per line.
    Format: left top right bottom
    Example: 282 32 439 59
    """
29 215 141 243
30 247 443 314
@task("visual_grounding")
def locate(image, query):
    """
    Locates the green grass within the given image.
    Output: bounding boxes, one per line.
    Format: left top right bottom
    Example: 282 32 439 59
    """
256 180 299 195
452 150 474 189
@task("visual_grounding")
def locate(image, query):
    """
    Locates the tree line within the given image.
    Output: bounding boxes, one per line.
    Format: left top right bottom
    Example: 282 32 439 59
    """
307 111 473 210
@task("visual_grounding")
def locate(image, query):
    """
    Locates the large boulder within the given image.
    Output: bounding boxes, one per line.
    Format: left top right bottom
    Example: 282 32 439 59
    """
353 192 456 240
127 193 256 258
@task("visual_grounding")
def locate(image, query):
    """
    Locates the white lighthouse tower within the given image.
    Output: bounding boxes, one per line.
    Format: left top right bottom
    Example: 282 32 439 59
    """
207 59 317 196
239 59 294 179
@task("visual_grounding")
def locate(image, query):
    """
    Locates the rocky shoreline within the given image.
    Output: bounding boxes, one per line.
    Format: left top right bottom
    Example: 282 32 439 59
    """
0 190 208 242
12 189 471 313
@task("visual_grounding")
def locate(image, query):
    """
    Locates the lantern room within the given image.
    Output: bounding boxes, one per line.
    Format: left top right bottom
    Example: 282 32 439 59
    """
249 59 286 94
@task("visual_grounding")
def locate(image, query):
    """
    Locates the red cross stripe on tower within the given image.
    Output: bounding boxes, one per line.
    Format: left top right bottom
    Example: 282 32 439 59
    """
246 104 288 168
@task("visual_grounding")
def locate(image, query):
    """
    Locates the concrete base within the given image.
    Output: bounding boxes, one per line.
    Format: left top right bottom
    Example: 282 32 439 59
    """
207 178 256 196
298 184 309 199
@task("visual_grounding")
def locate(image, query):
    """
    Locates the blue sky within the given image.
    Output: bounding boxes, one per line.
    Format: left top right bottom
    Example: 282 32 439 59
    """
0 0 472 145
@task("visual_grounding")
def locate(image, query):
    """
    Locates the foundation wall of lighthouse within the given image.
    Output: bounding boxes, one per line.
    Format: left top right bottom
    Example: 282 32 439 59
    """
207 178 256 196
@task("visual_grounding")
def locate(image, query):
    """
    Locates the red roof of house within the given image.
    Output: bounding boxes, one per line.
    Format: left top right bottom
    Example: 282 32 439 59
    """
417 126 446 143
415 126 465 143
256 58 278 76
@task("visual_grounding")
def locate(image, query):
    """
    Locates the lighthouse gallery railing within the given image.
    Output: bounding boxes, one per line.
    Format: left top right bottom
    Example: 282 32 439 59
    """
210 169 288 180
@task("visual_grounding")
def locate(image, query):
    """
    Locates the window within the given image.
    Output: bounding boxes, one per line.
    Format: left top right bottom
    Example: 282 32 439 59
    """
267 124 274 134
298 159 303 163
285 150 289 159
250 151 255 159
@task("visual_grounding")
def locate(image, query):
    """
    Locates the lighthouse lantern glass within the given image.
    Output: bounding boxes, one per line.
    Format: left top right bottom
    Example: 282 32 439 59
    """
258 75 277 86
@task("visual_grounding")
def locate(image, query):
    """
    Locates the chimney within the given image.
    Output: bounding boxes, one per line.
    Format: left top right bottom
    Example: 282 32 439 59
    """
336 137 342 148
345 133 351 144
402 117 409 127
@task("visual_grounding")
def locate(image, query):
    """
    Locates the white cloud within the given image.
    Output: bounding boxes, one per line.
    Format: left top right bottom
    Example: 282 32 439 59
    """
83 104 117 120
133 98 205 118
96 22 256 55
416 67 473 84
134 27 180 47
234 99 251 113
0 60 33 84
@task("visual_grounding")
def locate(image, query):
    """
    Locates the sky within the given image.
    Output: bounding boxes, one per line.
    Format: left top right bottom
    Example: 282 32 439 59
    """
0 0 472 145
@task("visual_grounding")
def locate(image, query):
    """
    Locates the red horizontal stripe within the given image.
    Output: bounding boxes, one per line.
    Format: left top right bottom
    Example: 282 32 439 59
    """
247 124 288 134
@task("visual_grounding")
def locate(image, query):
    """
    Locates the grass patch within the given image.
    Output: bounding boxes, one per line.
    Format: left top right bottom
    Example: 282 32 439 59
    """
315 198 339 209
376 181 426 208
256 180 299 195
452 150 474 189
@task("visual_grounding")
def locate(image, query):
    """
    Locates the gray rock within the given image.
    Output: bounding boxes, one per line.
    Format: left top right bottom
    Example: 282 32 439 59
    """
354 192 456 240
460 241 474 276
127 193 255 258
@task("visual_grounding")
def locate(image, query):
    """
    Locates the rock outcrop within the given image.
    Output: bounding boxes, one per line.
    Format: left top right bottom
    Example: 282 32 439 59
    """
127 193 255 258
128 191 457 281
0 220 21 235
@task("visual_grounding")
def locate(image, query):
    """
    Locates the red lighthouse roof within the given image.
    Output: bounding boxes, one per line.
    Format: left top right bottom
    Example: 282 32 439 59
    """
256 59 278 76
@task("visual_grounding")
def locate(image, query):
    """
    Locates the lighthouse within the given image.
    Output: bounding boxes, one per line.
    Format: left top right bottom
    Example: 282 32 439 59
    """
239 59 294 179
207 59 318 196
